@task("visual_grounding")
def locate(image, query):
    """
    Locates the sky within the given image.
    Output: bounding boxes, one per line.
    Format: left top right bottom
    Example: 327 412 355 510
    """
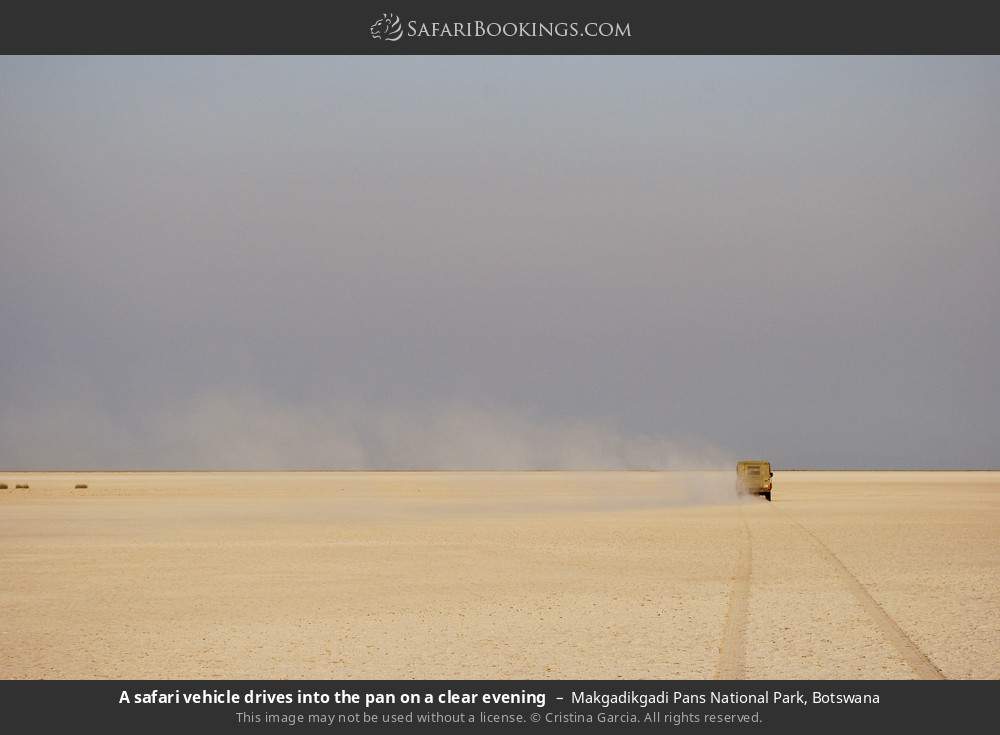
1 56 998 469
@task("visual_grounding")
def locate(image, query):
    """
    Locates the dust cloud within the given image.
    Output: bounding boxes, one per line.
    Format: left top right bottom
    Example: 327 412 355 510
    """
0 390 734 475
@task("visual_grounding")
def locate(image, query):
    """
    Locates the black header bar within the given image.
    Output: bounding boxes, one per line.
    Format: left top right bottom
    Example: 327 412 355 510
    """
2 0 999 54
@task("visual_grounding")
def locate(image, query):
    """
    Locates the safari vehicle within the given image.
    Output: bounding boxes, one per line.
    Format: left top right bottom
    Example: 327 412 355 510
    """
736 460 773 501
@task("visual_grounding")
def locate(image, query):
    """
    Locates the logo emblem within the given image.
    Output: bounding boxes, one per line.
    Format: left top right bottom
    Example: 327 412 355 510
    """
370 13 403 41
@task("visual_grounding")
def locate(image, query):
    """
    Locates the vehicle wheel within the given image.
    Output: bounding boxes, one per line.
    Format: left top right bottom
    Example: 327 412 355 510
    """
763 491 771 502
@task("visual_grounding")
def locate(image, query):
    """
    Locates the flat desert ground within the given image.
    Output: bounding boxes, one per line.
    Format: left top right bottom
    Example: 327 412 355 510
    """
1 471 997 679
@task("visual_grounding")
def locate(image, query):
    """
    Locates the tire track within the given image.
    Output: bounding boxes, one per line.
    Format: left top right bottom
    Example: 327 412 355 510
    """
774 506 945 680
716 503 752 679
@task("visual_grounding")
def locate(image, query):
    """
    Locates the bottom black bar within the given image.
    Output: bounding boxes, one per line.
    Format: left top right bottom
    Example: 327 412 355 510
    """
1 680 992 732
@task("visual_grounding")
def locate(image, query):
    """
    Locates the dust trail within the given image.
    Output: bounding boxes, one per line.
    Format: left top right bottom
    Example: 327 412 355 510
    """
0 392 734 474
716 503 752 678
775 506 945 680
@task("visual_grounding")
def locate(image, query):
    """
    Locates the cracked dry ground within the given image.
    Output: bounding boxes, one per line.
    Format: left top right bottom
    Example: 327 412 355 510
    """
1 471 997 679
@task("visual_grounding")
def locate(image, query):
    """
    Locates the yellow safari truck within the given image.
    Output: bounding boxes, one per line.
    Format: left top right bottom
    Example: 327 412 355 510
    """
737 460 773 501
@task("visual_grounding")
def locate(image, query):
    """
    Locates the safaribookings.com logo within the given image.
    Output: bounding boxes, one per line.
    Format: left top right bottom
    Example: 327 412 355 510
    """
370 13 403 41
369 13 631 42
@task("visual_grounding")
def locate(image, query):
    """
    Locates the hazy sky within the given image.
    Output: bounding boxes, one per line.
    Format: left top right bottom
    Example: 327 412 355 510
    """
1 56 998 469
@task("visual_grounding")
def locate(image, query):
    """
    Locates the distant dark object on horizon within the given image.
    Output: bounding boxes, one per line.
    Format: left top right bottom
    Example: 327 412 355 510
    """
15 484 28 489
0 483 7 489
75 484 88 489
